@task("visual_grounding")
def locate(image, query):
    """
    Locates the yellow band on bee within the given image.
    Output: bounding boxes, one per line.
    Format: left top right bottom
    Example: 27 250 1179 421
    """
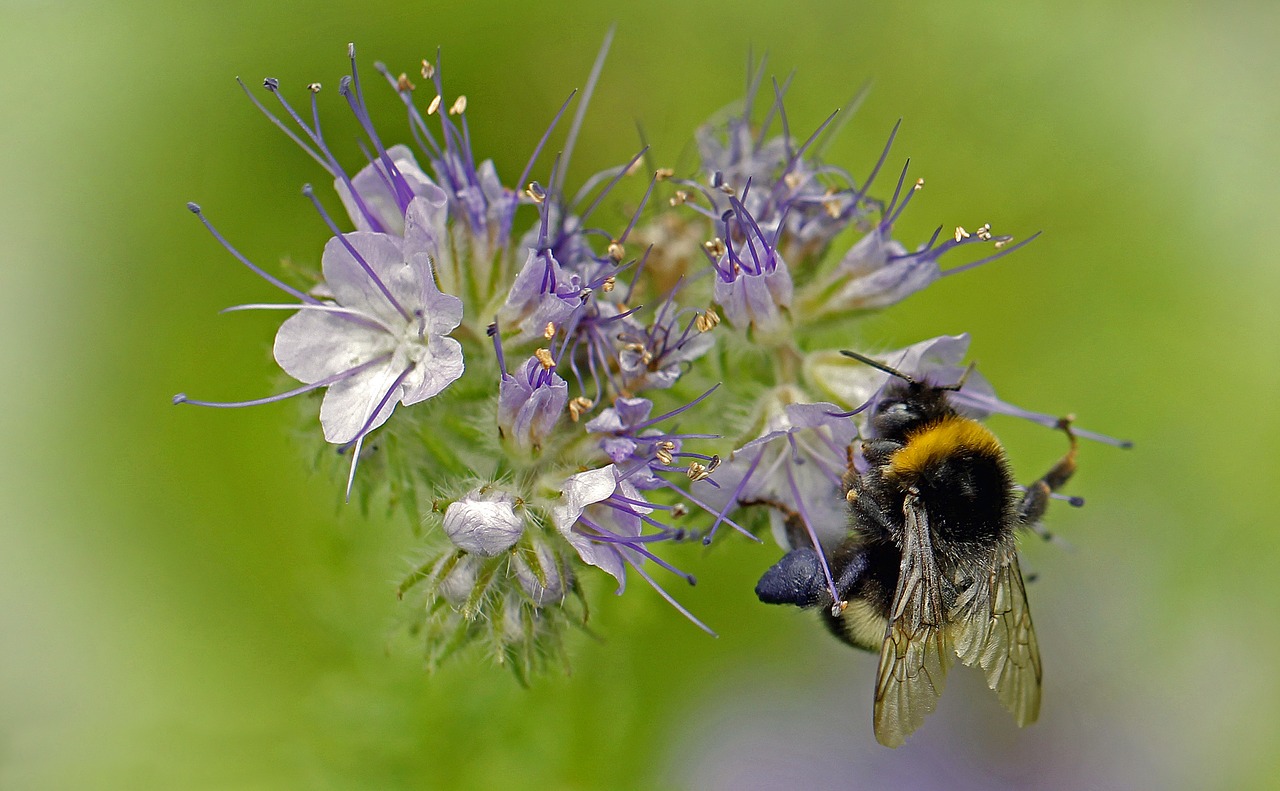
889 415 1003 477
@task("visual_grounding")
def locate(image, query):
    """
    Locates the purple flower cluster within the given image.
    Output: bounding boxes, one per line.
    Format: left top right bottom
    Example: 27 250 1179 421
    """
177 40 1124 677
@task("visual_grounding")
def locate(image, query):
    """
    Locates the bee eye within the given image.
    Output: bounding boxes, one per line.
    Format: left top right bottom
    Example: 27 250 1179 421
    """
881 401 909 415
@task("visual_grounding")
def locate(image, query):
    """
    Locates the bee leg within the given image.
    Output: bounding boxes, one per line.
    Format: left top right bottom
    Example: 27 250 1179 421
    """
861 438 903 467
840 443 859 495
1017 416 1079 540
756 541 869 610
740 497 809 550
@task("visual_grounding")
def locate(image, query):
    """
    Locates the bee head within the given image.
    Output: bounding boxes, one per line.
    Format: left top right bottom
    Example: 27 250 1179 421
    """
870 380 956 438
839 349 971 439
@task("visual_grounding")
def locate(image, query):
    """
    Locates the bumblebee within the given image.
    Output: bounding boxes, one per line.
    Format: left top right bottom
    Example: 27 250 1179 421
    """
755 350 1079 748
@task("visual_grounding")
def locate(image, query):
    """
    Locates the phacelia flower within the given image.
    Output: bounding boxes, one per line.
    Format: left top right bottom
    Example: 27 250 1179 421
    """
175 200 464 495
709 197 794 341
496 351 569 455
273 226 464 444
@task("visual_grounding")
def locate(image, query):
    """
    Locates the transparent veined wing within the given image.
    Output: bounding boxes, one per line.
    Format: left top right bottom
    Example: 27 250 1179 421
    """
873 493 953 748
952 547 1042 726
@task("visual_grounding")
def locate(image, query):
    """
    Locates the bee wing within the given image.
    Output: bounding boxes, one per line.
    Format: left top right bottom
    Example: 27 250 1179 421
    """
951 548 1042 726
873 493 953 748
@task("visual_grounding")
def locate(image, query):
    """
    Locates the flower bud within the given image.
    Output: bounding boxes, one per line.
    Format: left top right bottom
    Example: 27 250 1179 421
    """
512 538 569 606
442 488 525 556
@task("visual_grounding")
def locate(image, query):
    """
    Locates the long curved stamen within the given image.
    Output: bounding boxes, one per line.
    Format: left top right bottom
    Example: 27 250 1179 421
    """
373 60 444 159
764 74 796 161
630 384 720 432
777 108 838 189
813 80 871 158
784 463 841 608
516 89 577 195
342 363 417 500
221 302 393 334
576 146 648 227
659 477 756 543
187 204 319 305
952 388 1133 448
254 79 384 234
236 78 331 173
850 120 901 208
173 353 393 408
577 516 695 584
301 185 411 321
621 551 716 636
340 55 415 213
940 232 1041 277
881 158 912 229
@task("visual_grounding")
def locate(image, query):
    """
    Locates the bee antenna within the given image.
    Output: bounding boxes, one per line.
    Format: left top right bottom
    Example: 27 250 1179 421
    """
937 361 977 392
839 349 915 384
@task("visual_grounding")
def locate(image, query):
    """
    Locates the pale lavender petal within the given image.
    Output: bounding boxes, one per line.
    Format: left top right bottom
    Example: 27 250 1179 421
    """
806 334 972 409
412 269 464 337
561 528 625 584
835 228 908 278
336 144 442 235
714 263 793 338
320 232 413 324
318 359 403 443
400 335 464 405
403 192 450 264
584 397 653 434
551 465 619 533
551 466 628 581
274 308 394 384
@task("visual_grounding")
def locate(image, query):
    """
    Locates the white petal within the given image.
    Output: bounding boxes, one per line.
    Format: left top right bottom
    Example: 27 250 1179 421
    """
550 465 619 533
400 335 464 406
321 232 416 325
317 360 403 443
403 192 450 262
550 466 627 583
273 309 393 384
561 528 626 585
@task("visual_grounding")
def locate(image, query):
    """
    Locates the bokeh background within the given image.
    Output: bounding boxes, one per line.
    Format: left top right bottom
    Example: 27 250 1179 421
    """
3 1 1277 788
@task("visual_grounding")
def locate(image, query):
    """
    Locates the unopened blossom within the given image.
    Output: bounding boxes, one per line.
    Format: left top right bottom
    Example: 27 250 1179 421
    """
512 536 569 606
443 488 525 556
498 247 585 342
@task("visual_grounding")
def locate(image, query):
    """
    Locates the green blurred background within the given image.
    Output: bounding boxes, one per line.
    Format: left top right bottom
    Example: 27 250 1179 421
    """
3 1 1277 788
